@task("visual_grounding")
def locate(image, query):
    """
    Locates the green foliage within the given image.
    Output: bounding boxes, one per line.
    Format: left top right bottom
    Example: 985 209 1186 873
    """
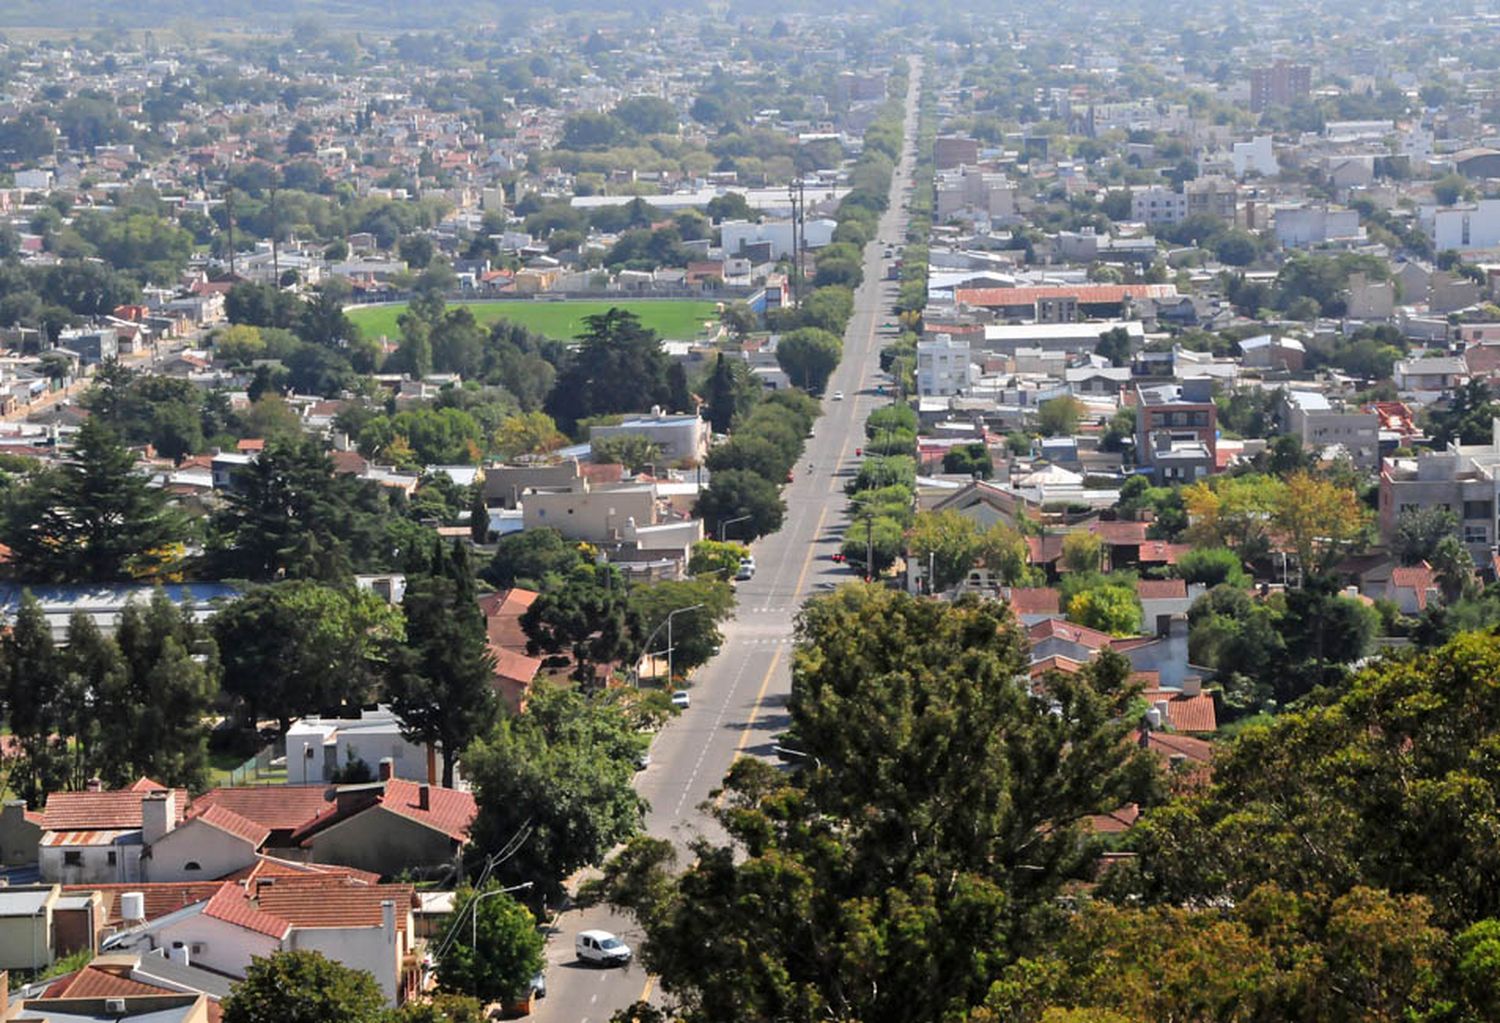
775 327 842 392
466 684 645 904
847 455 917 495
1038 396 1085 437
942 442 993 479
222 950 386 1023
434 886 544 1003
593 591 1157 1022
521 563 640 684
1431 380 1500 448
864 402 918 439
213 580 404 731
907 510 982 591
1393 506 1459 566
1094 326 1133 367
1066 581 1142 636
545 309 672 436
357 408 484 466
628 578 736 677
0 417 190 583
687 539 749 579
388 542 498 787
841 513 904 574
694 468 786 542
591 433 663 474
1174 547 1249 589
485 529 591 590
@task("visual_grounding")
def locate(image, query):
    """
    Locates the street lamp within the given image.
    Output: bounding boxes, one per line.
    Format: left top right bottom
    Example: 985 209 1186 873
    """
719 513 751 542
665 603 704 687
469 881 535 979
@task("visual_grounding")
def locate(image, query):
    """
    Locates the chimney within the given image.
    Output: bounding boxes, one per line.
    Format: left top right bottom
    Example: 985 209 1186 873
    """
85 778 103 793
141 790 175 846
1181 676 1202 697
417 784 430 811
378 757 394 782
381 899 396 945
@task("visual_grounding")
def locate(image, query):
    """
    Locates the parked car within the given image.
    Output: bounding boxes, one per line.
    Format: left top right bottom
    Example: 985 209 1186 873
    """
833 391 844 401
672 690 691 709
735 555 756 580
576 930 632 967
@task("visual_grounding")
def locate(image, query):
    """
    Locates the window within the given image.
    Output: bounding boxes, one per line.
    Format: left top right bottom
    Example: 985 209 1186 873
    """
184 861 201 872
1465 500 1494 521
63 851 81 866
106 851 116 867
1466 525 1488 544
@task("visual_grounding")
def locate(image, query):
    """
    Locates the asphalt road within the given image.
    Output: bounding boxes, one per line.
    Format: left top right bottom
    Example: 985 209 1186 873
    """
533 62 924 1023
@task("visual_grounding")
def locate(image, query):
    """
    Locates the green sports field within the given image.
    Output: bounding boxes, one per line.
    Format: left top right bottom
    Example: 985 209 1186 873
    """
345 299 721 342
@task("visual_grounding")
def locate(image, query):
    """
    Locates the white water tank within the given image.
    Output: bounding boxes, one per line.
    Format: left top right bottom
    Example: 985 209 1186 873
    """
169 945 190 967
120 892 145 923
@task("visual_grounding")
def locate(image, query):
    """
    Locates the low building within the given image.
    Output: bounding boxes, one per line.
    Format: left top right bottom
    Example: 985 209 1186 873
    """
1281 391 1381 468
589 410 709 464
285 706 446 787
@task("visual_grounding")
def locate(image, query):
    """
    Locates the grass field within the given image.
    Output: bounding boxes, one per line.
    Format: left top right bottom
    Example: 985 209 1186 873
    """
346 299 722 342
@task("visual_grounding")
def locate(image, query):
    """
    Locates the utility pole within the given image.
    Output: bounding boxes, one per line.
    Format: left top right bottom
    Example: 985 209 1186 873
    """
269 185 280 284
225 186 236 277
787 181 800 308
865 511 875 584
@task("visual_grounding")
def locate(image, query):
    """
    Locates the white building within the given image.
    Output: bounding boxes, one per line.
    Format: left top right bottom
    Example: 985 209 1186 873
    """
1273 204 1363 248
286 706 447 787
916 333 973 397
589 409 710 463
1231 136 1279 178
935 166 1017 222
719 218 836 259
1433 200 1500 252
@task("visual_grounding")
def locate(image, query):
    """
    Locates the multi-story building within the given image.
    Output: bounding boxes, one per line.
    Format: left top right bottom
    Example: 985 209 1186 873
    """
1250 60 1312 112
1378 420 1500 559
935 166 1016 222
933 136 980 170
916 333 972 397
1135 380 1218 483
1281 391 1381 469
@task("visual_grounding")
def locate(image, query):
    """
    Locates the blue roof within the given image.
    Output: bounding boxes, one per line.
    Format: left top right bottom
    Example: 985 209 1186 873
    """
0 583 243 617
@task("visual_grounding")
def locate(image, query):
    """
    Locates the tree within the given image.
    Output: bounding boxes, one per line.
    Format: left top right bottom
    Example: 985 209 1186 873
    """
1175 547 1249 588
694 469 785 541
775 327 842 392
492 412 566 459
98 589 217 790
0 418 190 583
388 542 498 788
434 885 545 1003
485 529 590 589
978 523 1034 585
521 563 640 684
1431 380 1500 447
591 434 663 474
1095 326 1133 367
1273 471 1370 578
1038 396 1084 437
704 435 790 482
1061 531 1104 575
907 510 981 592
545 309 671 435
687 539 749 579
612 96 678 135
221 950 386 1023
1213 229 1260 267
591 592 1157 1022
1066 583 1142 636
58 612 119 792
465 685 645 903
2 594 69 804
1394 506 1460 566
628 578 736 678
1182 474 1286 562
942 442 993 479
703 354 738 434
213 581 404 732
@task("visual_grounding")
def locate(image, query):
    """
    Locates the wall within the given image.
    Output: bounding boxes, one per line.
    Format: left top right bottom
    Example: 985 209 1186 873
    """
148 822 257 883
0 904 52 970
290 923 402 1004
153 912 279 979
40 843 139 885
522 486 657 541
304 809 459 879
0 802 39 867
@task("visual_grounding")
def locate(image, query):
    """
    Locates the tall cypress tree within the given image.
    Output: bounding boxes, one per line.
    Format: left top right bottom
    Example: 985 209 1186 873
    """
3 593 68 804
705 353 737 434
390 540 498 788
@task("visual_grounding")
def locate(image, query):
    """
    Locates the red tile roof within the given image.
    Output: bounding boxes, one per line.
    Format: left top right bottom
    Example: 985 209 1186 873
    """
228 855 381 887
1391 563 1439 610
955 284 1176 308
1028 654 1087 678
251 876 415 934
42 788 187 831
1028 617 1116 650
42 966 167 1000
1086 803 1141 834
378 779 476 843
1138 729 1214 766
1141 688 1217 733
189 804 271 847
190 787 332 832
1137 541 1193 565
1005 587 1060 615
1137 578 1188 600
1088 520 1149 545
201 882 290 939
64 883 226 927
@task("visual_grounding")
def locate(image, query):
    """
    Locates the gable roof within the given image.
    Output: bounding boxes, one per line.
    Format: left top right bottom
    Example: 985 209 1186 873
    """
1005 587 1060 615
184 804 270 848
64 883 227 928
200 882 290 940
291 779 476 845
189 787 332 832
41 966 168 1000
1028 617 1116 651
250 876 415 934
1137 578 1188 600
1137 541 1192 565
1141 688 1218 733
42 786 188 832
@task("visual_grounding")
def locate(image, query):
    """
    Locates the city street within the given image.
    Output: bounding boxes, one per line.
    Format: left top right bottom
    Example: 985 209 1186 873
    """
533 60 924 1023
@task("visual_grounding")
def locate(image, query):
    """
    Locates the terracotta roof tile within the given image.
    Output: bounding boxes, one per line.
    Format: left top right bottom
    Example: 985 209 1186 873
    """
1137 578 1188 600
202 882 290 939
42 788 187 831
1088 520 1149 545
1138 729 1214 766
189 804 270 847
1086 804 1141 834
252 877 414 934
46 966 167 999
1005 587 1060 615
1142 688 1217 733
1027 617 1115 650
228 855 381 887
378 778 476 842
189 787 332 832
1137 541 1192 565
64 883 226 927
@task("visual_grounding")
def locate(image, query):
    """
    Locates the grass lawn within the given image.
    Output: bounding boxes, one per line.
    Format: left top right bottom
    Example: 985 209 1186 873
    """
346 299 722 342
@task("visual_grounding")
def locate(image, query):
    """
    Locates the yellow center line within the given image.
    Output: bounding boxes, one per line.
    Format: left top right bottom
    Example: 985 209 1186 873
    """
637 974 656 1004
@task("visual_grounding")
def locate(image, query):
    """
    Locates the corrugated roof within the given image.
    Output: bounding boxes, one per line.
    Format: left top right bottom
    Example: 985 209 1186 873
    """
957 283 1176 307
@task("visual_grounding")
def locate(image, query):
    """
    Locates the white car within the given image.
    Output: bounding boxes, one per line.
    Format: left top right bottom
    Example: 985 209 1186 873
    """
576 930 632 967
672 689 691 709
735 555 756 580
832 390 844 401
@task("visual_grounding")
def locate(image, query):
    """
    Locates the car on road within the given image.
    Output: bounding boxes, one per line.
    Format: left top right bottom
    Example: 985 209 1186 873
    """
672 689 691 709
576 930 632 967
832 390 844 401
735 555 755 580
785 469 795 483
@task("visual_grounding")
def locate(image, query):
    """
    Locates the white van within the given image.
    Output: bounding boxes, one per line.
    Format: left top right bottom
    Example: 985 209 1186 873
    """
576 929 632 967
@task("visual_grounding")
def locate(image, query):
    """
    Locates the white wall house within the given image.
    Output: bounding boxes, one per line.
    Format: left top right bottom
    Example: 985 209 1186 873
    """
720 218 836 259
1433 200 1500 252
917 333 973 397
286 706 444 787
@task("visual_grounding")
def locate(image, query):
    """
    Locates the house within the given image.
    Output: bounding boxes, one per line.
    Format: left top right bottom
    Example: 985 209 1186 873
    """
0 887 60 970
1140 683 1217 734
143 799 268 883
30 949 234 1020
39 781 188 884
589 409 709 463
1137 578 1193 635
0 799 43 867
478 588 543 712
1135 379 1218 483
187 787 336 848
1394 356 1467 398
1237 334 1305 371
1379 428 1500 560
1281 391 1381 468
285 705 446 787
1385 562 1442 613
101 876 421 1004
290 764 476 879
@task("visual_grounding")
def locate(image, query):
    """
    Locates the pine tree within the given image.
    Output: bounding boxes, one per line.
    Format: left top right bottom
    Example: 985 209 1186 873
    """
666 361 694 414
100 590 218 789
389 541 498 787
2 593 68 804
0 418 190 582
705 354 736 434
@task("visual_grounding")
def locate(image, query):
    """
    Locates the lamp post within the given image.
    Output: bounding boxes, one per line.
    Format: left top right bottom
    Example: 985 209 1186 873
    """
719 513 751 542
665 603 704 687
469 881 535 986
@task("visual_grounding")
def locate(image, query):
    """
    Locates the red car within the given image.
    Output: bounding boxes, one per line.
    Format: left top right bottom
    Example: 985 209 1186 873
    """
831 552 846 563
785 470 795 483
855 447 863 457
